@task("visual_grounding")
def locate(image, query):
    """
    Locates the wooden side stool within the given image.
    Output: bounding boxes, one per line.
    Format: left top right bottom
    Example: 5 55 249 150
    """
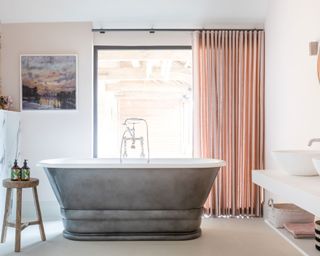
1 178 46 252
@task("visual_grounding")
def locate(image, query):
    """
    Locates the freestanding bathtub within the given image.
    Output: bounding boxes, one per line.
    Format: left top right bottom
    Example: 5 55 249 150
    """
38 158 225 241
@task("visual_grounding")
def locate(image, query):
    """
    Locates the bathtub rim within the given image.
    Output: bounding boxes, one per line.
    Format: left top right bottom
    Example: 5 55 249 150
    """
38 158 226 169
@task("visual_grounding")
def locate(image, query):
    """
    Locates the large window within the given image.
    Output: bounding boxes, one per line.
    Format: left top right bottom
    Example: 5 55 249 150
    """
95 47 193 158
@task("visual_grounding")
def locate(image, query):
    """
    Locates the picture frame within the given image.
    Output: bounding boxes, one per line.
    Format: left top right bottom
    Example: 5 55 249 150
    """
20 54 78 111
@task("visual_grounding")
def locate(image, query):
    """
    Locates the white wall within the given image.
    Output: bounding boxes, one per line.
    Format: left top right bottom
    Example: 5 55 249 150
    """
265 0 320 169
1 22 93 218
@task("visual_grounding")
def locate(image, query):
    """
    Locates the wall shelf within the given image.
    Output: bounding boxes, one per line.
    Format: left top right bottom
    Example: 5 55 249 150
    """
265 220 316 256
252 170 320 256
253 170 320 217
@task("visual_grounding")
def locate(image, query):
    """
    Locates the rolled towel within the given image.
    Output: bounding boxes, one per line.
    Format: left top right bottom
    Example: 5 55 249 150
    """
283 222 315 239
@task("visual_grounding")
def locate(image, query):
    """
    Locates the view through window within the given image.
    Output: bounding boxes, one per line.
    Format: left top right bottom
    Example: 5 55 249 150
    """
96 48 193 158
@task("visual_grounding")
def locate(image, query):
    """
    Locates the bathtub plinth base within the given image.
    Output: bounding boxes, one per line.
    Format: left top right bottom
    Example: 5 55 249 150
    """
63 229 201 241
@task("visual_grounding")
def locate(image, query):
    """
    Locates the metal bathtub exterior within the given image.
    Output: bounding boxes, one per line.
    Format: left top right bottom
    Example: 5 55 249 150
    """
40 158 225 240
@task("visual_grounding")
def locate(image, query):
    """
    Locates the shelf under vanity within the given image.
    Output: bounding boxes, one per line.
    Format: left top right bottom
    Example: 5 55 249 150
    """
252 170 320 256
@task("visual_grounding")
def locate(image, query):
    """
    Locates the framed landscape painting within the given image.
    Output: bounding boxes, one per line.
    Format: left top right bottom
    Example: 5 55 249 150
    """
20 54 77 110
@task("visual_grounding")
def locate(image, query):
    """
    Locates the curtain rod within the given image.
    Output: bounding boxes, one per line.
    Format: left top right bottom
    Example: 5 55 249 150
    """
92 28 264 33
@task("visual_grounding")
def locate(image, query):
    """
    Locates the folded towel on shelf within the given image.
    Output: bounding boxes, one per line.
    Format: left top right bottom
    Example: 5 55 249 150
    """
283 222 315 239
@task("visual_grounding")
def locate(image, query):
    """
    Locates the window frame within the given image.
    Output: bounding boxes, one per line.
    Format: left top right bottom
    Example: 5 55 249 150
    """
93 45 192 158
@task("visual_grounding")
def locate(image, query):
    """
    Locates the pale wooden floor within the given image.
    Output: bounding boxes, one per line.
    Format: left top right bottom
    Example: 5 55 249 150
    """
0 218 302 256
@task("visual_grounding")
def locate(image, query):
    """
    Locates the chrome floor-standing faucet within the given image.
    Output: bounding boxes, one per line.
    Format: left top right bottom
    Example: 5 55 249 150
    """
120 118 150 163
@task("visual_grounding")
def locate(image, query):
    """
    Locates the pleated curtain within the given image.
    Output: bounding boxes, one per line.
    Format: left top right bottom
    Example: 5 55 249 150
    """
193 30 265 217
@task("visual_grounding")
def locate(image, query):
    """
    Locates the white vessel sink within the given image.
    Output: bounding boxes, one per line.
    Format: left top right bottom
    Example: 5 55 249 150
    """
273 150 320 176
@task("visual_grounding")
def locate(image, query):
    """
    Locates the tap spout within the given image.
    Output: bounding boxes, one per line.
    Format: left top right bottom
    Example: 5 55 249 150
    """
308 138 320 147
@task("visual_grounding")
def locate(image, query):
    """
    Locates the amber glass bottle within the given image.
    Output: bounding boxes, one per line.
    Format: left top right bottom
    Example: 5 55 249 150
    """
21 160 30 181
11 160 21 181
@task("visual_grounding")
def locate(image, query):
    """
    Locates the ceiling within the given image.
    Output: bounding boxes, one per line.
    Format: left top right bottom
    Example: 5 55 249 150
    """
0 0 268 28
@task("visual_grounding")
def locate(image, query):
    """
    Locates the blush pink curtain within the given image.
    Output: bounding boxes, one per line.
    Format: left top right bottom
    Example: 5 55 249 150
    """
193 30 265 217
